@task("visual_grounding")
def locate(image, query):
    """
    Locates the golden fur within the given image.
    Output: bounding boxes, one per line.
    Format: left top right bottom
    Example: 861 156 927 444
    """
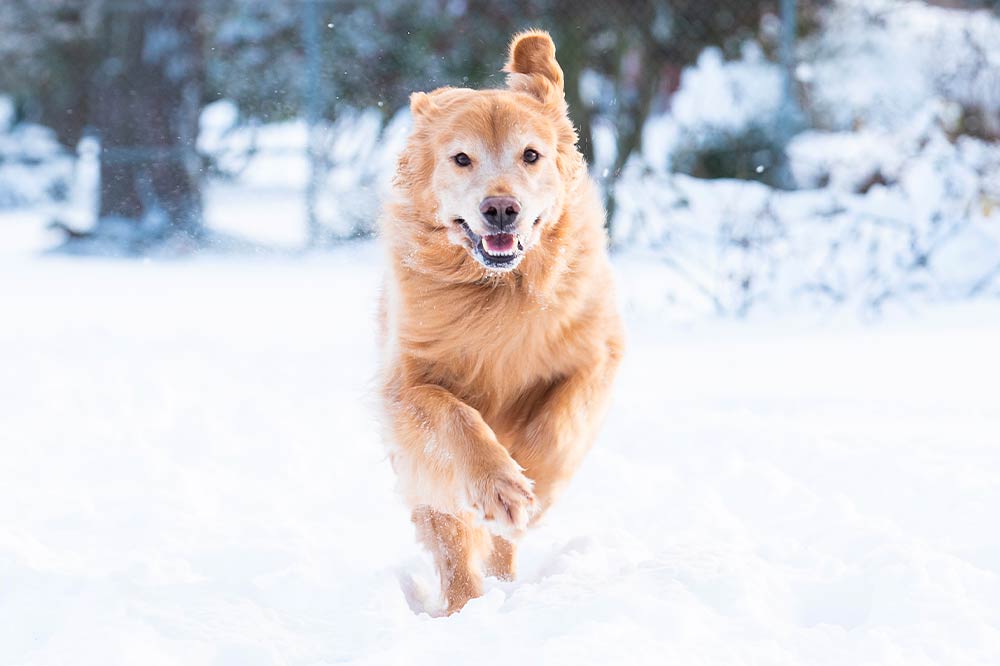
378 30 623 614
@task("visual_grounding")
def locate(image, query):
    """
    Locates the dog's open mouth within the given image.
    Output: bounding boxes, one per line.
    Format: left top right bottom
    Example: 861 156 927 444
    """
457 220 525 270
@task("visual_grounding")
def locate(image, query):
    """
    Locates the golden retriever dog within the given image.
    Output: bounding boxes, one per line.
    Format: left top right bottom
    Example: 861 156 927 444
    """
378 30 623 615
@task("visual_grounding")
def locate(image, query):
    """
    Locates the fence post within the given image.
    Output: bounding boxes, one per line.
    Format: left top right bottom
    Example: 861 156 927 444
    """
301 0 324 247
778 0 801 189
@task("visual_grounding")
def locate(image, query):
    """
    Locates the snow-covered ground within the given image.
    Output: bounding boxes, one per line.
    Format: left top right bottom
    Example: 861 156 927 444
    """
2 232 999 665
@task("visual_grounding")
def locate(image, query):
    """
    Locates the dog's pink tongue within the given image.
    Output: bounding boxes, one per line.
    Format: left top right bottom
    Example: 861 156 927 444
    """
483 233 516 253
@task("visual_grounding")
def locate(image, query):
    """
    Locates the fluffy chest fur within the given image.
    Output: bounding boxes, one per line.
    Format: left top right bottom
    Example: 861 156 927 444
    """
384 216 608 421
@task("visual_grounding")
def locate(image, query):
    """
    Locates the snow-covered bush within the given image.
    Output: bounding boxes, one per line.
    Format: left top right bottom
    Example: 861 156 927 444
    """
801 0 1000 135
667 45 789 186
615 103 1000 316
609 0 1000 316
0 96 74 208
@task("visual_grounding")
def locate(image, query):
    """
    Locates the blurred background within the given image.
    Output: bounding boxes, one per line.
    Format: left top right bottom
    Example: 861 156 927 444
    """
1 0 997 316
4 3 1000 663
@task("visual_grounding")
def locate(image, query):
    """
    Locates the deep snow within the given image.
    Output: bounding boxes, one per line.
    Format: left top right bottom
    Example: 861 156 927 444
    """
2 237 999 665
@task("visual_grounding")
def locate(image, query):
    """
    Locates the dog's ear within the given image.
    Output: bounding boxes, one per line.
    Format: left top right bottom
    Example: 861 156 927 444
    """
410 87 471 123
504 30 565 104
409 91 436 121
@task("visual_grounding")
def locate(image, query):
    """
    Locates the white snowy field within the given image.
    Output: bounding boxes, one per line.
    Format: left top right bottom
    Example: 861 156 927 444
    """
2 239 1000 666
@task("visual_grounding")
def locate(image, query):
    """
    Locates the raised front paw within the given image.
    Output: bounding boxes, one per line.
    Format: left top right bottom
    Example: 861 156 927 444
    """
469 457 537 537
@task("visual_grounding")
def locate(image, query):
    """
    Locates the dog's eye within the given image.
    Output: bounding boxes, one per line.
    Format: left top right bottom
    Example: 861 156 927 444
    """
453 153 472 167
523 149 539 164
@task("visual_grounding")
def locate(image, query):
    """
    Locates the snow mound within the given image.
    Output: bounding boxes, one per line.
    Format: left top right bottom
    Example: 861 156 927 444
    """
0 116 74 208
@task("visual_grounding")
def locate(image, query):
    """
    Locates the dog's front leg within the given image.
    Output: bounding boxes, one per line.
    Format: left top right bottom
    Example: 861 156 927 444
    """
514 349 622 513
387 382 536 613
385 382 536 535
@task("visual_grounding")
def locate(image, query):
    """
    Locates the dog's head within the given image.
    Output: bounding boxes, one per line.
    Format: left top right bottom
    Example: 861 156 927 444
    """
392 31 584 277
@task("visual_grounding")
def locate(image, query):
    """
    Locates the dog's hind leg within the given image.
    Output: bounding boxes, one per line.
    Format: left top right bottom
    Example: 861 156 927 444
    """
412 506 490 615
484 535 517 581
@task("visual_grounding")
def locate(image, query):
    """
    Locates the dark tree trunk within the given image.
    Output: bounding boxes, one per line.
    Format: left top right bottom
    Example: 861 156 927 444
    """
37 39 94 149
604 34 662 242
556 26 595 166
90 0 203 248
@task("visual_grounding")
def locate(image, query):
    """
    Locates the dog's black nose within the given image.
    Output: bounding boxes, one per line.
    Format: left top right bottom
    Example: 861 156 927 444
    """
479 196 520 231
